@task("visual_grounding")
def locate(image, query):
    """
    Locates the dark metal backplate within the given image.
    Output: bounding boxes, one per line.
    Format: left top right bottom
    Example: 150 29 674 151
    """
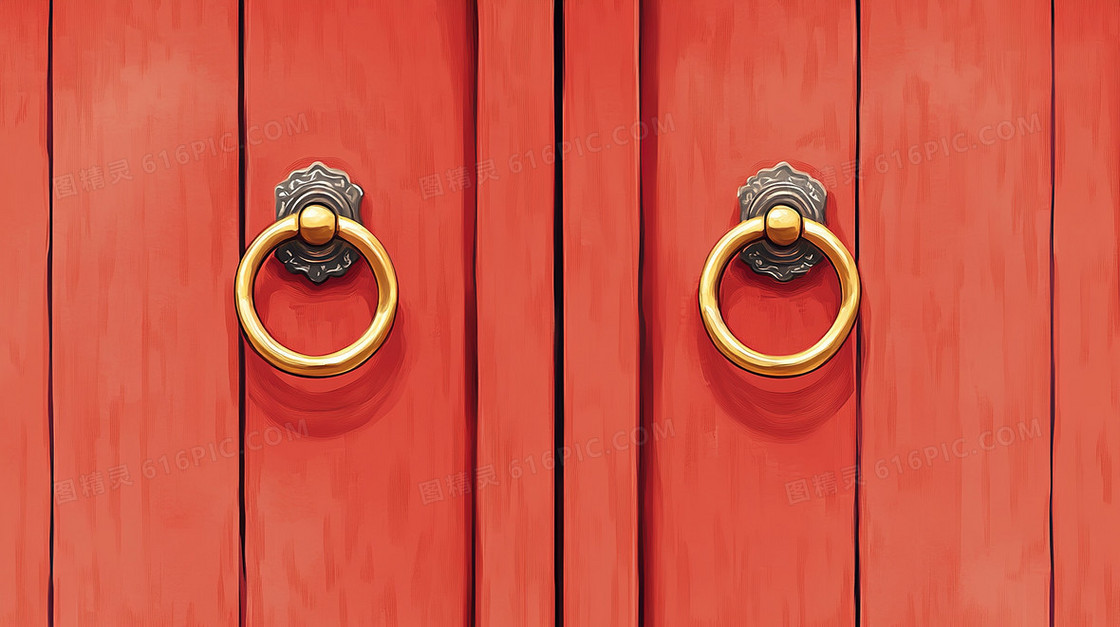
737 162 827 282
274 162 364 284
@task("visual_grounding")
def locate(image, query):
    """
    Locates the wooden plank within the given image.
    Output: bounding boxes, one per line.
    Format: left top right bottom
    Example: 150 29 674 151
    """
51 1 240 624
858 1 1052 623
0 1 50 624
562 1 640 626
242 1 475 624
1053 2 1120 623
474 1 555 625
640 1 858 624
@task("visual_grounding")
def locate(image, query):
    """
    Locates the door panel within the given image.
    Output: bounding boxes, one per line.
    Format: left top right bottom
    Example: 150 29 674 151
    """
0 1 50 624
242 1 475 624
1053 2 1120 623
562 2 641 626
10 1 1120 624
640 1 858 624
859 0 1052 623
52 0 241 624
475 1 556 625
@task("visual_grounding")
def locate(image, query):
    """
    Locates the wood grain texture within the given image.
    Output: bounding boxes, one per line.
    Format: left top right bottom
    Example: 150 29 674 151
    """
51 0 240 624
1053 2 1120 623
859 1 1052 623
0 1 50 624
563 1 640 625
242 1 475 624
475 1 556 625
641 1 858 624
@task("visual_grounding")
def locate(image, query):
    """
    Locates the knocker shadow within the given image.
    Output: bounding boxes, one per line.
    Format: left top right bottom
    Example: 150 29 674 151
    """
245 261 406 438
697 258 856 440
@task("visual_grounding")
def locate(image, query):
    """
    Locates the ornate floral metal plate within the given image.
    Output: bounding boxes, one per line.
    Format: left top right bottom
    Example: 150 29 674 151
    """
274 162 364 283
737 162 827 282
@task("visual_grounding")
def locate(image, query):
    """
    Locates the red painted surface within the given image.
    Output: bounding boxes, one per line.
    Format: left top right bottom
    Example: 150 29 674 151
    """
0 1 49 624
640 1 857 624
242 1 475 624
51 1 241 624
475 1 556 625
1053 2 1120 624
6 3 1120 624
859 1 1052 623
563 1 641 626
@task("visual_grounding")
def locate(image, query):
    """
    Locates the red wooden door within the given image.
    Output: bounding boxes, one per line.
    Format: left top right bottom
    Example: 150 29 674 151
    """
614 1 1116 625
3 1 1120 626
1 1 490 624
564 0 1119 625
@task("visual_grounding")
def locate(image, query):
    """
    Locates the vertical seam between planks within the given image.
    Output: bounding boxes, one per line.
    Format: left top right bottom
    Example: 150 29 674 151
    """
553 1 565 625
1047 0 1056 624
468 1 480 625
853 0 863 624
47 0 55 624
238 0 247 622
636 1 648 626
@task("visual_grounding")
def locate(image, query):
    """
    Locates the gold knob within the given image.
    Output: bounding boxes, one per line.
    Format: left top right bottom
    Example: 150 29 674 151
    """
764 205 802 246
297 204 338 246
698 207 860 377
235 204 398 377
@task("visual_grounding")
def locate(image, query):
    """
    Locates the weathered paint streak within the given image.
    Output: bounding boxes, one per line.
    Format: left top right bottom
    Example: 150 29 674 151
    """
563 1 641 625
52 0 241 623
242 1 475 624
859 0 1052 623
1053 1 1120 623
475 0 557 625
0 0 50 623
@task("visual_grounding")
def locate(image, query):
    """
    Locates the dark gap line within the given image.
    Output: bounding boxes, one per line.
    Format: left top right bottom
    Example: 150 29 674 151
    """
553 1 565 625
1047 0 1056 624
468 1 480 625
237 0 247 623
635 0 647 625
853 0 863 624
47 0 55 625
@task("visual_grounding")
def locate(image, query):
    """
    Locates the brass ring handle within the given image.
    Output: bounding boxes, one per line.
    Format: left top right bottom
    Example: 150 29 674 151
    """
235 204 398 377
698 206 860 377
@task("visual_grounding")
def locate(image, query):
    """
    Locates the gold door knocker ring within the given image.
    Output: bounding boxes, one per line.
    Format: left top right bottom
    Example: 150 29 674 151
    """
235 204 398 377
698 205 860 377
